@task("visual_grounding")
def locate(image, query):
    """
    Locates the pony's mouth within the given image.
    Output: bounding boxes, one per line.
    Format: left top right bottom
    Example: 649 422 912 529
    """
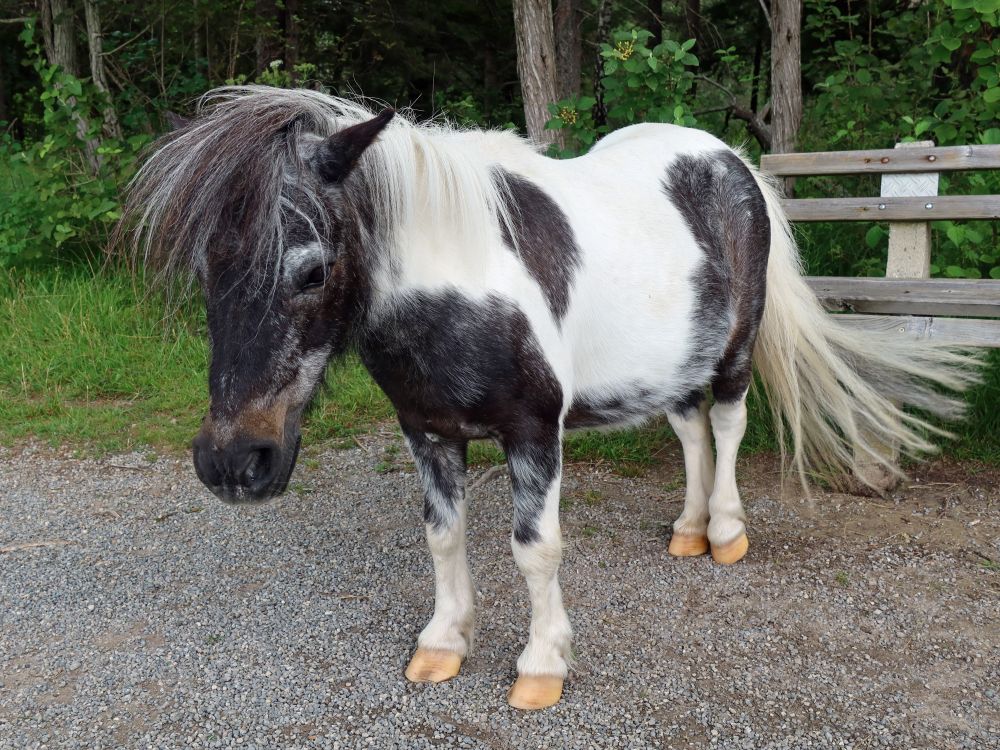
193 434 302 504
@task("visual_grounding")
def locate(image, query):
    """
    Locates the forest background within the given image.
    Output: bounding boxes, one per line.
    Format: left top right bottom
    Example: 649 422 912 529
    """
1 0 999 469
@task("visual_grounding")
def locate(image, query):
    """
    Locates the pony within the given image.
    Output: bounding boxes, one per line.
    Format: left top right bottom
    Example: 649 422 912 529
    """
121 86 976 710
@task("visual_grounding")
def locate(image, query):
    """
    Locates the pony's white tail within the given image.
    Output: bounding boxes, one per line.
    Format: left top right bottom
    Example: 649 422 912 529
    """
747 167 980 489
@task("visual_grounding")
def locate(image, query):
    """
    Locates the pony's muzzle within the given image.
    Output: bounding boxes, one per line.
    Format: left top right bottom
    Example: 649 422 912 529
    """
192 431 300 503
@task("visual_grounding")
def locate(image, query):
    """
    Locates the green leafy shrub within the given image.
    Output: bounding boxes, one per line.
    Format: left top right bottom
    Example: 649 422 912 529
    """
546 29 699 157
0 22 149 267
799 0 1000 280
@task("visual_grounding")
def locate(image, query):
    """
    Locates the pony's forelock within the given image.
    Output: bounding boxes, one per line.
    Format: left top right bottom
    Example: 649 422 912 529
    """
118 85 530 299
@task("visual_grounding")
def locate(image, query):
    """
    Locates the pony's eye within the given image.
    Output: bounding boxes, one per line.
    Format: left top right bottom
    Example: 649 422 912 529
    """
300 263 332 293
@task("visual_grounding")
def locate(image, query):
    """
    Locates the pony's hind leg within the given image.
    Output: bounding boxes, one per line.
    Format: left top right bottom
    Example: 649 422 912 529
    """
666 394 715 557
707 384 751 564
706 307 762 565
401 426 474 683
505 423 572 710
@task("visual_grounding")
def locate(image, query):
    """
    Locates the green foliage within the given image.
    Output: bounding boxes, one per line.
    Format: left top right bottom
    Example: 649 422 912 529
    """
0 22 148 267
547 29 699 157
796 0 1000 280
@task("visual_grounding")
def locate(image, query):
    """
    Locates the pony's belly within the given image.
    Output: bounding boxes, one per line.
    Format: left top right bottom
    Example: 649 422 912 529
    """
563 261 702 420
564 382 678 429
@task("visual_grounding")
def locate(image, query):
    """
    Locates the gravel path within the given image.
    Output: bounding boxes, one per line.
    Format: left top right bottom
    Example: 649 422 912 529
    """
1 435 998 749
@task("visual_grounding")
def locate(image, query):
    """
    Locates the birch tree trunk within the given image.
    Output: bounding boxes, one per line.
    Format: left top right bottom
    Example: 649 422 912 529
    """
770 0 802 155
512 0 563 149
83 0 121 139
553 0 582 102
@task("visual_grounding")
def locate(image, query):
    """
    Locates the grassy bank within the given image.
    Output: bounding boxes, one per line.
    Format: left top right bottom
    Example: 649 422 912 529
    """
2 268 998 470
0 269 394 454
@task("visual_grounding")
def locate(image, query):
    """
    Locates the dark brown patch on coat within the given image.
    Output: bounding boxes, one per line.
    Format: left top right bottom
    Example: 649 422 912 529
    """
493 168 582 322
662 150 771 406
358 290 563 543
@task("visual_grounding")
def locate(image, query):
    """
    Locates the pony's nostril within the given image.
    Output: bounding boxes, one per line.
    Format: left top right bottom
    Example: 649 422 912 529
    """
235 443 277 491
242 449 266 483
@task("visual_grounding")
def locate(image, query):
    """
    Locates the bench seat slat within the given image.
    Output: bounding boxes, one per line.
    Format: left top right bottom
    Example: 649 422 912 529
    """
782 195 1000 222
834 314 1000 348
761 145 1000 176
807 277 1000 318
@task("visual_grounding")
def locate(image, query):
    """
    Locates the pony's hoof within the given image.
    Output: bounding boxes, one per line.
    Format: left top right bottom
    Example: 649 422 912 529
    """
507 675 564 710
668 532 709 557
404 648 462 683
711 533 749 565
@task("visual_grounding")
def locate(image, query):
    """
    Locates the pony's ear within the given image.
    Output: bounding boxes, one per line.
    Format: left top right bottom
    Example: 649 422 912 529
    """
164 111 191 131
313 109 395 184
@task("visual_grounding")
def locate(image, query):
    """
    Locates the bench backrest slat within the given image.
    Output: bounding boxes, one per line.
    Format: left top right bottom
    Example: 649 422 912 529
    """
783 195 1000 222
760 144 1000 176
838 314 1000 348
807 277 1000 318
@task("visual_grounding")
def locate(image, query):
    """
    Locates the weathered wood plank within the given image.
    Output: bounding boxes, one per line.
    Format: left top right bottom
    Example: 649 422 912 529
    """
760 144 1000 176
808 277 1000 317
834 314 1000 348
782 195 1000 222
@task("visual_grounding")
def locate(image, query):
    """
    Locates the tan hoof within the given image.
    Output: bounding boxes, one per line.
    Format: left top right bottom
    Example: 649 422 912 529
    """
668 532 709 557
404 648 462 683
711 533 749 565
507 675 564 710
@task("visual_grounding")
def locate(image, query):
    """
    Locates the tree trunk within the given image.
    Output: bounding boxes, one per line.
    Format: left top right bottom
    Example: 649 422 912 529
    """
592 0 612 128
684 0 702 49
83 0 121 139
192 0 204 81
37 0 100 173
750 28 763 113
512 0 563 148
51 0 81 76
0 50 7 125
38 0 56 63
254 0 280 74
483 44 497 118
646 0 662 47
553 0 582 102
283 0 299 77
38 0 81 76
770 0 802 155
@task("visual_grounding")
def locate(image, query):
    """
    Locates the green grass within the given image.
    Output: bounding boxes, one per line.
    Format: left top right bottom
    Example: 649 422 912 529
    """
0 267 391 454
1 267 999 470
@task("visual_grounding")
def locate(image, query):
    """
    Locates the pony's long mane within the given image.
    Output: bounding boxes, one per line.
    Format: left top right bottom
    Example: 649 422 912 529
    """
119 86 530 289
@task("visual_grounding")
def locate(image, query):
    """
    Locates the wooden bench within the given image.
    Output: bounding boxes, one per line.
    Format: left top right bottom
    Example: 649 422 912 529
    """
760 142 1000 489
760 142 1000 347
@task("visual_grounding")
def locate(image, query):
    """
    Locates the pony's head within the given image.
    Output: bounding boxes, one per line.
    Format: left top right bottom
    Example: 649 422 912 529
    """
122 88 394 503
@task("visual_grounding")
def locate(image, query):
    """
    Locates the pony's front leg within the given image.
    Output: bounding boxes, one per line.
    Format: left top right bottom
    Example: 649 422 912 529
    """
401 426 474 683
505 424 572 710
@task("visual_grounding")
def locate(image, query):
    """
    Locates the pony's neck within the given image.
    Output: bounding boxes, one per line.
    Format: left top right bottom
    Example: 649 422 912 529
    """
356 126 542 295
